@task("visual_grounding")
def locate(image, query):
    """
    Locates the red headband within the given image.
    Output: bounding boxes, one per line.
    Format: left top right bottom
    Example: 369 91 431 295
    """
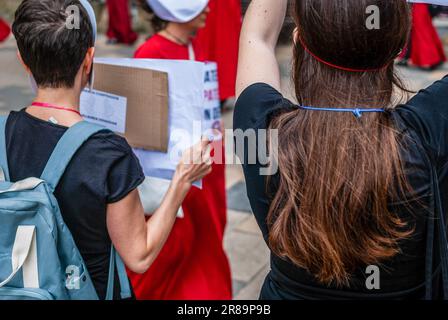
297 36 390 73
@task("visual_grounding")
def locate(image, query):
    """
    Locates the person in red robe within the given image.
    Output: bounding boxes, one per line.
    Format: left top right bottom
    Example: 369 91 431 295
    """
0 18 11 43
196 0 242 102
399 3 446 70
106 0 138 44
128 0 232 300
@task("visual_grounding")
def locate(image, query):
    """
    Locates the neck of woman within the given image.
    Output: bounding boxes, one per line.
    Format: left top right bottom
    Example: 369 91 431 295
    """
27 86 83 127
34 87 81 110
162 23 195 45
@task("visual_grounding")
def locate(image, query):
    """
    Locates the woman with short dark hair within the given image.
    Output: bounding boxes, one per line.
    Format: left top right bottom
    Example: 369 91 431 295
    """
8 0 212 300
235 0 448 300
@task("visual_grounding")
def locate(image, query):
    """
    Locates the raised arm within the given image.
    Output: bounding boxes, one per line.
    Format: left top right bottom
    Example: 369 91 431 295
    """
236 0 288 98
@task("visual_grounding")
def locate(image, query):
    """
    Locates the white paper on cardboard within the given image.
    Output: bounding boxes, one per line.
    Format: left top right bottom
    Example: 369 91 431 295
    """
94 58 204 187
80 89 127 134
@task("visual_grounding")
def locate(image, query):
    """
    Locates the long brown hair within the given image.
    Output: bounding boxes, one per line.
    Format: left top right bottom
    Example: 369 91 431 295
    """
268 0 413 286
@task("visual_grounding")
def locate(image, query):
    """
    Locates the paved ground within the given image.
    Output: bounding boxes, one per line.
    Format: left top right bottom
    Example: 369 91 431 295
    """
1 27 448 299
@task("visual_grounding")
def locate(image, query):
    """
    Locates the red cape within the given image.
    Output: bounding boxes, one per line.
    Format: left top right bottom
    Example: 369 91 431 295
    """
0 19 11 43
196 0 242 101
106 0 137 44
409 4 446 67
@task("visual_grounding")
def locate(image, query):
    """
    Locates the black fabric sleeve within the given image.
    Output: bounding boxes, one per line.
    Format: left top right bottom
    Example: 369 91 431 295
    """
233 83 294 239
397 75 448 167
103 136 145 203
234 83 293 132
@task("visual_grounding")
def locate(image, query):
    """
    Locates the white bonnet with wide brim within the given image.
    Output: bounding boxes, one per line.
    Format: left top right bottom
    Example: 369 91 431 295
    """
146 0 209 23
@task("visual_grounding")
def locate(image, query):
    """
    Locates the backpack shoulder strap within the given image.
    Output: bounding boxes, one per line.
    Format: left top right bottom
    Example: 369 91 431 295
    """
0 115 10 181
40 121 108 191
105 246 132 300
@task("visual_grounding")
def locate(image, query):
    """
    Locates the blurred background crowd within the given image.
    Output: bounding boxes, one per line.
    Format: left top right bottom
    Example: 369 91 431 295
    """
1 0 448 300
1 1 448 70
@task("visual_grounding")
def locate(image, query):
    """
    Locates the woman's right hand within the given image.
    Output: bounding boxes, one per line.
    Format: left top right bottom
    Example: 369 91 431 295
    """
173 137 213 188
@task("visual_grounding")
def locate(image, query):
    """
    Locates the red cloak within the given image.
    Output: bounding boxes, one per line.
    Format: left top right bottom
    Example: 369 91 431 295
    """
408 4 446 68
196 0 242 101
0 19 11 43
106 0 138 44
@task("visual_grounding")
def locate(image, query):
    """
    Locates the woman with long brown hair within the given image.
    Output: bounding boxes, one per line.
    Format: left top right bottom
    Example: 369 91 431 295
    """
235 0 448 299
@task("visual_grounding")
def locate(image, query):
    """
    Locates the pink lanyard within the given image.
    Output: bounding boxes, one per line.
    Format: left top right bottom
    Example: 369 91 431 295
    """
31 102 81 116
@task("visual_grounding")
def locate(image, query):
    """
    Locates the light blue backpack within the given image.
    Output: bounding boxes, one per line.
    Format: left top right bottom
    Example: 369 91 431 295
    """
0 116 131 300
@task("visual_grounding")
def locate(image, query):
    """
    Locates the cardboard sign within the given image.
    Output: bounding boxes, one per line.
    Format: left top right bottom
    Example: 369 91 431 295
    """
94 58 205 182
92 62 169 152
131 59 204 182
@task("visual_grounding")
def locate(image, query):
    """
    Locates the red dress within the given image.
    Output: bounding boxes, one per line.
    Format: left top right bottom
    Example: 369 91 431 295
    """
407 4 446 68
129 34 232 300
196 0 242 101
106 0 137 44
0 19 10 43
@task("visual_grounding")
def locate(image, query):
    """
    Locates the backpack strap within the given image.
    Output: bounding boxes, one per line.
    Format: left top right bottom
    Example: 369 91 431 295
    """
105 246 132 300
0 115 10 181
40 121 107 191
115 249 132 299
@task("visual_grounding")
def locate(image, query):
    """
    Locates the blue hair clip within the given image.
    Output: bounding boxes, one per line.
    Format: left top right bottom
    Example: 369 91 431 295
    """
79 0 97 91
298 106 385 119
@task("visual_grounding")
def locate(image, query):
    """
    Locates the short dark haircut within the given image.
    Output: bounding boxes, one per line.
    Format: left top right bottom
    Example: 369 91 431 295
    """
138 0 168 32
12 0 94 89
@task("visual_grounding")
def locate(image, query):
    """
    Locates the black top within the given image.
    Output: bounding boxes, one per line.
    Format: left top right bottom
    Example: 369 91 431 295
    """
5 109 145 300
234 78 448 300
